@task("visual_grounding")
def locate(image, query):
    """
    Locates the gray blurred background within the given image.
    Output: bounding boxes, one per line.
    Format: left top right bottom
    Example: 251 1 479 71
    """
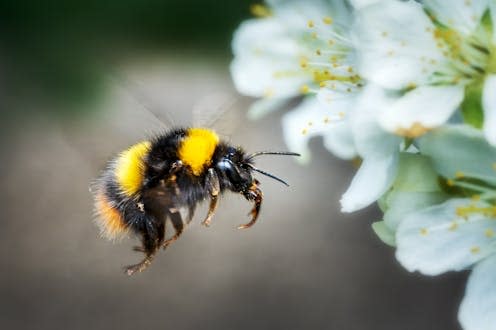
0 1 466 329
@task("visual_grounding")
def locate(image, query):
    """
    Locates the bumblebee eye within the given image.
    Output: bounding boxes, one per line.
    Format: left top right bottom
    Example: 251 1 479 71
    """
226 146 237 158
217 159 242 183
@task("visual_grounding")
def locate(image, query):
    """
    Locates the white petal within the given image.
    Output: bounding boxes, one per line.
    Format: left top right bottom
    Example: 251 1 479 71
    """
423 0 489 36
483 74 496 146
322 121 356 160
340 153 399 212
352 0 444 89
352 84 402 158
396 198 496 276
348 0 383 10
316 84 356 115
379 85 465 135
282 98 354 163
230 19 307 98
459 255 496 330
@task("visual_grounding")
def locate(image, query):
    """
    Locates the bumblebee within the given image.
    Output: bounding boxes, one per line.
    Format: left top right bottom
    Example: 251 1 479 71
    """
93 127 299 275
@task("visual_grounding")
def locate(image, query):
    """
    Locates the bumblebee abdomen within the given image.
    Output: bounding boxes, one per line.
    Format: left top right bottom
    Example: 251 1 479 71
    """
94 189 129 240
115 141 151 197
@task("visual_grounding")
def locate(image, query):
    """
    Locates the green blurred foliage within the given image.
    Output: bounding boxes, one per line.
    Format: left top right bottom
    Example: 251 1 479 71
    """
0 0 253 115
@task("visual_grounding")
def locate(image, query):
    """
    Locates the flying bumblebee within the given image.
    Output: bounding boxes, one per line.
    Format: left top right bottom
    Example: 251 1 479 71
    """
93 126 299 275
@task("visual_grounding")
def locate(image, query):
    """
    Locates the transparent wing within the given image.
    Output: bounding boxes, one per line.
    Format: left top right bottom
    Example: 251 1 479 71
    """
192 90 243 140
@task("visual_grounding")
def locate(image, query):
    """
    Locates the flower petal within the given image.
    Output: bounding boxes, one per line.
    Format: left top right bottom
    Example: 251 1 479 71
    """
340 153 399 212
352 0 444 89
396 198 496 276
483 74 496 146
282 97 355 162
322 121 356 160
418 125 496 181
423 0 489 36
352 84 402 158
348 0 383 10
378 85 465 136
230 19 307 98
459 254 496 330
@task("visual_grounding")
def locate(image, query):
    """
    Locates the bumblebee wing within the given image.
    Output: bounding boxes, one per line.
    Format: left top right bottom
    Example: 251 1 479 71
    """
192 91 243 139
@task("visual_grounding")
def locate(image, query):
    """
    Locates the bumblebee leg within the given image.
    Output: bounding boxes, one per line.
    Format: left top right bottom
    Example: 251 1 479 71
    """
202 195 218 227
125 219 162 275
124 254 155 276
162 211 184 249
202 168 220 227
238 182 263 229
186 204 196 224
134 219 166 252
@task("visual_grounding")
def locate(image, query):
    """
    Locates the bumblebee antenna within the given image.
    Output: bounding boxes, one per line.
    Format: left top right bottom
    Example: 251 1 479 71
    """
244 163 290 187
246 151 300 161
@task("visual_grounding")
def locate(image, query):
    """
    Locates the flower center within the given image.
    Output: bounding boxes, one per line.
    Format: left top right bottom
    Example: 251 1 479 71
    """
430 13 495 84
298 17 362 95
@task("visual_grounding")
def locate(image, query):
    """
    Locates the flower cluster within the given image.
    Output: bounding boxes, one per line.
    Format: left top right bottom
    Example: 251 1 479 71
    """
231 0 496 329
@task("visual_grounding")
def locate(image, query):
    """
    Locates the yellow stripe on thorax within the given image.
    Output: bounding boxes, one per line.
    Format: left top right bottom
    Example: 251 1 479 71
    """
115 141 151 196
178 128 219 176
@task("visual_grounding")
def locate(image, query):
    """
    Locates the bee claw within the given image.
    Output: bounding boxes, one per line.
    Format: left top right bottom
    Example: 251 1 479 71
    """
124 256 154 275
201 220 211 227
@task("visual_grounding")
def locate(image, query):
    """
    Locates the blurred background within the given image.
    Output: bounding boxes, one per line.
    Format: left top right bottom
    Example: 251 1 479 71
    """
0 1 467 329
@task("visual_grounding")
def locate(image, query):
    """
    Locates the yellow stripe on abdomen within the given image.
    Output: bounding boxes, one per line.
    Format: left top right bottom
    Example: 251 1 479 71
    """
115 141 151 196
178 128 219 176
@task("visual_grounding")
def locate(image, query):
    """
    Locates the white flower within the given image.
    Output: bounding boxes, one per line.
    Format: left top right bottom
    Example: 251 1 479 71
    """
394 125 496 330
231 0 361 162
353 0 496 143
282 97 356 162
231 0 352 105
340 84 402 212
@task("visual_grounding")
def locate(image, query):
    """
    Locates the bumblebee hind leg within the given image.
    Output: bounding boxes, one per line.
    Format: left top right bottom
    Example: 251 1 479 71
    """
162 211 184 249
125 219 165 276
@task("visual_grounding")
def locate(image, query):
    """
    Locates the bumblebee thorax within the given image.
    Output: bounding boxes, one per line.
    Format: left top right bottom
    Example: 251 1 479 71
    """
178 128 219 175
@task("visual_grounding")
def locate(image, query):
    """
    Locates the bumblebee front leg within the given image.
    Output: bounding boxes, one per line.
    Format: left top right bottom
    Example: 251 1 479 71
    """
202 168 220 227
238 180 263 229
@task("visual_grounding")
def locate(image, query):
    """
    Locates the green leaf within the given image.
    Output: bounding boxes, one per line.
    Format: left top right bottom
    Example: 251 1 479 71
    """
418 125 496 181
372 221 396 247
461 82 484 129
392 152 441 192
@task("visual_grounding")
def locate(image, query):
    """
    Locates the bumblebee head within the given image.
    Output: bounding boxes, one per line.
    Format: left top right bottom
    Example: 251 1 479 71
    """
213 145 300 193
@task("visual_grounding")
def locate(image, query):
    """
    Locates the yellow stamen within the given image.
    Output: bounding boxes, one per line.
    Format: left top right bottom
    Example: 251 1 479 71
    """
322 16 333 25
448 221 458 231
